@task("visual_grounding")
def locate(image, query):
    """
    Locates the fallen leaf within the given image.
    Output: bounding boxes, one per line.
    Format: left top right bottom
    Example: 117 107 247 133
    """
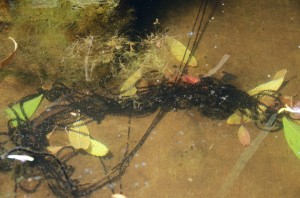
247 69 287 96
166 37 198 67
86 139 109 157
1 37 18 68
227 112 252 125
67 121 91 150
282 116 300 159
120 68 142 97
181 75 200 84
6 94 44 127
238 125 251 146
47 146 65 154
227 69 287 125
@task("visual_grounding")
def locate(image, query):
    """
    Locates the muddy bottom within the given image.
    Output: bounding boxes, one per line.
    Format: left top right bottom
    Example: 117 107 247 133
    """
1 0 300 198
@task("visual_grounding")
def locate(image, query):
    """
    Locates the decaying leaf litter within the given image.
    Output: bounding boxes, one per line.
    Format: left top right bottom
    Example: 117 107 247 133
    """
1 0 300 198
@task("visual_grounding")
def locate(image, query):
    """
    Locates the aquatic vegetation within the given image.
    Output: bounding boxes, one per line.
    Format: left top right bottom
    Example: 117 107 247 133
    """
227 69 288 126
120 68 142 97
53 120 109 156
247 69 287 96
67 120 91 150
282 117 300 159
1 0 300 197
5 93 43 127
3 0 133 84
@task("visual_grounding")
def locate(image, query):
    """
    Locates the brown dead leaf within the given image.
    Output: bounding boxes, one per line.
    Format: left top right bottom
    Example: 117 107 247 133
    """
238 125 251 146
47 146 65 154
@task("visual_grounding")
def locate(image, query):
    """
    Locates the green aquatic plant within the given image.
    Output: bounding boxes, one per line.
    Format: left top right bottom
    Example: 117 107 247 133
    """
282 117 300 159
5 94 44 127
4 0 133 85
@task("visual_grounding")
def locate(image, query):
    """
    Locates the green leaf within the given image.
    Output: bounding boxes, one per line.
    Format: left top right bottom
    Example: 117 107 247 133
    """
6 94 44 127
120 68 142 97
282 116 300 159
166 37 198 67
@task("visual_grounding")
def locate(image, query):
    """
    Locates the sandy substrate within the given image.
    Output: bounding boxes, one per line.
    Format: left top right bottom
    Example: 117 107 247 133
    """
1 0 300 198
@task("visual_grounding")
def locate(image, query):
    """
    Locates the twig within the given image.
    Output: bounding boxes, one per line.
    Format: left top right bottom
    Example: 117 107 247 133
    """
204 54 230 77
0 37 18 68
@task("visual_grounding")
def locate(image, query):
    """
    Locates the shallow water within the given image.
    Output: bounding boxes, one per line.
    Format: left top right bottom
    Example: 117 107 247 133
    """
1 0 300 197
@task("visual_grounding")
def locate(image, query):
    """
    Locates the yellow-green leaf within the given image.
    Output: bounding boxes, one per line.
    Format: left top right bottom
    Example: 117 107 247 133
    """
86 139 109 157
227 69 287 125
227 112 252 125
247 69 287 96
120 68 142 97
282 116 300 159
67 121 90 150
166 37 198 67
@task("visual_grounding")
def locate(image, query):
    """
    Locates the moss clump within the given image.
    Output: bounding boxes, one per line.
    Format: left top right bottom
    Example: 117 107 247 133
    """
2 0 133 85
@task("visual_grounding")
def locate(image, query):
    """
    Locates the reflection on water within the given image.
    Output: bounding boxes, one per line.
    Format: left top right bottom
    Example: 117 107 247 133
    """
1 0 300 197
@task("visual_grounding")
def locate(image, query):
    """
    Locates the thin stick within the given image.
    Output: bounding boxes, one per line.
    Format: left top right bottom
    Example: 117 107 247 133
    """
204 54 231 77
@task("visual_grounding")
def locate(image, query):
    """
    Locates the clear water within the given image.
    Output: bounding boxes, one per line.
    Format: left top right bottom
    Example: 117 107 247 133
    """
1 0 300 197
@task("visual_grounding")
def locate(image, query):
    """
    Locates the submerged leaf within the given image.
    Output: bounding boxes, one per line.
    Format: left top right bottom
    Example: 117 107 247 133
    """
227 69 287 125
238 125 251 146
47 146 65 154
227 112 252 125
67 121 90 150
6 94 44 127
86 139 109 157
247 69 287 96
166 37 198 67
282 117 300 159
120 68 142 97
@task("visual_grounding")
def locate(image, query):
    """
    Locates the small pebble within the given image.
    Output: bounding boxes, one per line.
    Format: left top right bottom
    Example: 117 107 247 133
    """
112 194 127 198
187 177 193 182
